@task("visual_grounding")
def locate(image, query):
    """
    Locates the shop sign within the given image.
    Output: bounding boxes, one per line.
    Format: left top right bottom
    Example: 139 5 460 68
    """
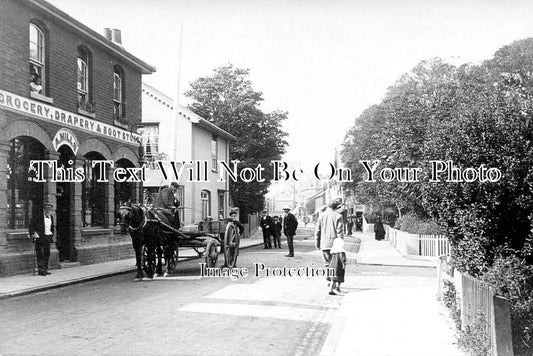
0 89 140 144
53 128 79 155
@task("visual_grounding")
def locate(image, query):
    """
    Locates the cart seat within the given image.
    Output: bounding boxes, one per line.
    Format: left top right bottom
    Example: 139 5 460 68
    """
198 220 228 234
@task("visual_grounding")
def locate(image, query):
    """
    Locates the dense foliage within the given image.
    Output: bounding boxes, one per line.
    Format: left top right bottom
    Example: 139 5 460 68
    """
342 39 533 354
185 65 288 219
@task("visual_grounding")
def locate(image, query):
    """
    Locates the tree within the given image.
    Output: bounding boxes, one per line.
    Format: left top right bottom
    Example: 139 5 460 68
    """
341 41 533 354
185 65 289 219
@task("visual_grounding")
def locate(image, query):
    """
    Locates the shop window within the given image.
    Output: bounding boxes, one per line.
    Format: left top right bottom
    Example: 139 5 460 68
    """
6 137 45 229
29 23 46 95
113 65 125 121
201 190 211 221
114 159 136 225
82 152 107 227
77 46 94 113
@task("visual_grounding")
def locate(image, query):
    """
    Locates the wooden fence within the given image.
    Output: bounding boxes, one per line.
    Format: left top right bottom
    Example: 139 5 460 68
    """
437 263 514 356
243 213 258 238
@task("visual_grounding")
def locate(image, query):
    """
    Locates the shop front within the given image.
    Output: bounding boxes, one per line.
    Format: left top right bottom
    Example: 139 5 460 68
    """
0 89 143 276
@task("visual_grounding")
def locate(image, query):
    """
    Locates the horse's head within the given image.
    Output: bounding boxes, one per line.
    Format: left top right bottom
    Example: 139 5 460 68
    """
118 203 134 234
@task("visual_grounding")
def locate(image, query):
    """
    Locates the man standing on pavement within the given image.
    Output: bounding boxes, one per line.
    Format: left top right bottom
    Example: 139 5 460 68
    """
347 214 354 236
315 199 344 267
259 210 273 249
29 203 55 276
282 206 298 257
271 215 282 249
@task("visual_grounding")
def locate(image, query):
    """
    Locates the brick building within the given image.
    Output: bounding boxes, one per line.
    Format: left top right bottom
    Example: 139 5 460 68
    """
0 0 155 276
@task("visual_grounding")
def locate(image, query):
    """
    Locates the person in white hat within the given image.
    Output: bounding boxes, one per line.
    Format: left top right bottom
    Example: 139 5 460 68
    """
327 237 346 295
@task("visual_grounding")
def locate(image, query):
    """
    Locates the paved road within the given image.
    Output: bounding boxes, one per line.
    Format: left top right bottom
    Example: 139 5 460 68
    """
0 230 442 356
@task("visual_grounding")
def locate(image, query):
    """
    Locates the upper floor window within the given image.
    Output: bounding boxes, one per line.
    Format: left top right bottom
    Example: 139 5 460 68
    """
113 66 125 120
211 136 218 171
29 23 45 95
77 46 94 113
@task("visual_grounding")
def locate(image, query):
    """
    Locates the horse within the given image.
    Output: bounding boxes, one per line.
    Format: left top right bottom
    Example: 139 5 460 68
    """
118 203 180 280
145 208 182 277
117 203 148 281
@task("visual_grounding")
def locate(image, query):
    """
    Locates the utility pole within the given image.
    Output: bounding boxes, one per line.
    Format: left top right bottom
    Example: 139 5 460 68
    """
172 23 184 160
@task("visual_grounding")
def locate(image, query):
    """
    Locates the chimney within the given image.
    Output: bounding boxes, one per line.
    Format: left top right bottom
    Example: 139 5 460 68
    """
103 28 112 40
111 29 122 46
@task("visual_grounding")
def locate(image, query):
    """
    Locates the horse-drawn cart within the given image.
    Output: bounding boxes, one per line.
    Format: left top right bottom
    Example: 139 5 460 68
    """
118 204 241 280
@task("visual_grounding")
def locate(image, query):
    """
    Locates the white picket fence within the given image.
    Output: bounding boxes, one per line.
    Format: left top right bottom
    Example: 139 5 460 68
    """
386 226 451 259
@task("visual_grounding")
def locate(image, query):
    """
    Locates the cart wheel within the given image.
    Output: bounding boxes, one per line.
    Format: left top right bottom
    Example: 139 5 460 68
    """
205 239 218 268
142 244 156 278
224 222 240 268
165 244 179 273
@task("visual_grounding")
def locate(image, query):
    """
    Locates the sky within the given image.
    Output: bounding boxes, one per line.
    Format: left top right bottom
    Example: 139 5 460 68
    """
48 0 533 171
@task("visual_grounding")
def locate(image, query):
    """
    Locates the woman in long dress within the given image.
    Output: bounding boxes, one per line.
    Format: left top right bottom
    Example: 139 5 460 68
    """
374 216 385 240
327 238 346 295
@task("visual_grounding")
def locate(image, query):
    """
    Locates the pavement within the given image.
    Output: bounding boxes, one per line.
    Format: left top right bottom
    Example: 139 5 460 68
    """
320 231 464 356
0 227 464 356
0 230 265 299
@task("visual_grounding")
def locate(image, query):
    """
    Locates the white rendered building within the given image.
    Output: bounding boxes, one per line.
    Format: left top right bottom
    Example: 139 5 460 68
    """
141 83 236 225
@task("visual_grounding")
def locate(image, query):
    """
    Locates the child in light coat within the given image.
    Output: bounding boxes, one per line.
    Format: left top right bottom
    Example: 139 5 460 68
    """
327 237 346 295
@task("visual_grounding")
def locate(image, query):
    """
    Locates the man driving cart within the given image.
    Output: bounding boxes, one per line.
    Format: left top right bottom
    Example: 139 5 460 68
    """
152 182 181 229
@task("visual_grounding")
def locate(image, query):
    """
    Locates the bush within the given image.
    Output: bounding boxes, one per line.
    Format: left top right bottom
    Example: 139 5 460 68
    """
442 280 491 355
395 214 442 235
458 315 491 356
443 279 461 330
364 213 376 224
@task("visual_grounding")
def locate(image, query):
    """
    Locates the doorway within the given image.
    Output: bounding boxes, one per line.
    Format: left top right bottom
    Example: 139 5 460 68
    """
56 146 75 261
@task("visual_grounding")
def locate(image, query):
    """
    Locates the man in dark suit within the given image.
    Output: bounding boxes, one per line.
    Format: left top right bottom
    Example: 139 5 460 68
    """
271 215 282 249
282 206 298 257
29 203 55 276
259 210 273 249
153 182 180 229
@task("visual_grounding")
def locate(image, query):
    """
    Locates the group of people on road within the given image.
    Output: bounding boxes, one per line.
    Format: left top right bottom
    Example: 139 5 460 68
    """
259 207 298 257
27 181 349 287
345 214 363 236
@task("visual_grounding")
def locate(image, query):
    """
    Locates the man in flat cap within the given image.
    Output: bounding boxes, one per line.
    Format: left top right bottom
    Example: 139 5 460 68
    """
153 182 181 229
282 206 298 257
29 203 55 276
228 210 244 236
